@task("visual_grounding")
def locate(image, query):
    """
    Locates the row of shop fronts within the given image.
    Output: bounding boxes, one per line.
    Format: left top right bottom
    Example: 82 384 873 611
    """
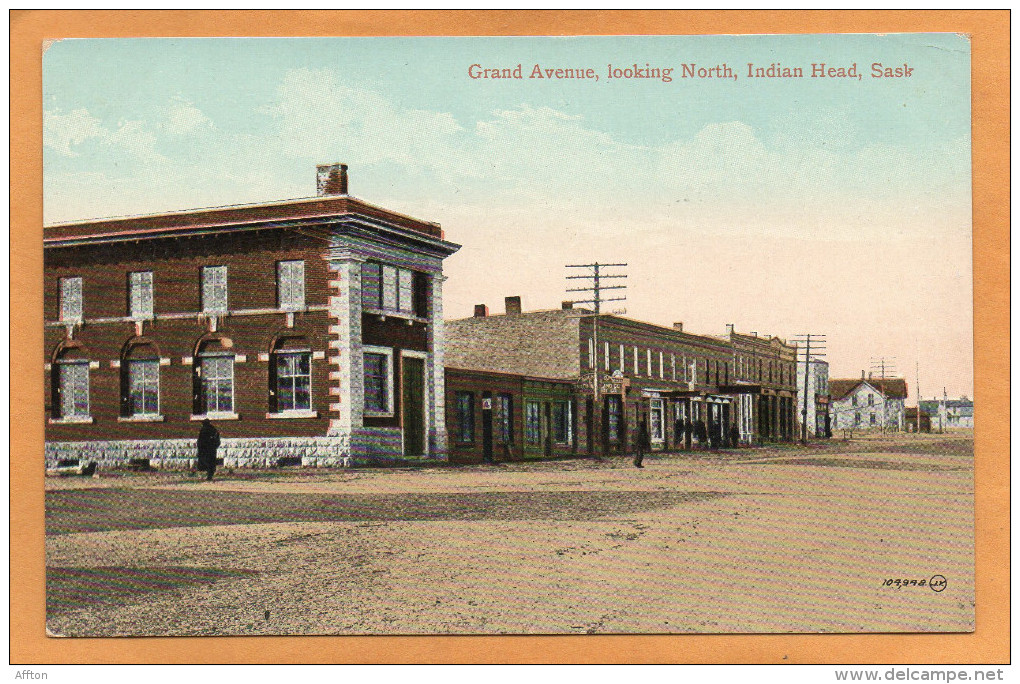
444 299 800 463
445 365 800 464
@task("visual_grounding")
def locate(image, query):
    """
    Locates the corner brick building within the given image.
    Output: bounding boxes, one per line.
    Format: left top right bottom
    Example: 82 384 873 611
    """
44 164 460 468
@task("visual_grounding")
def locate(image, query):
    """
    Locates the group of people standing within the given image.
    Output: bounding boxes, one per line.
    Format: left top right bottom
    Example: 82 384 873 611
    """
632 415 743 468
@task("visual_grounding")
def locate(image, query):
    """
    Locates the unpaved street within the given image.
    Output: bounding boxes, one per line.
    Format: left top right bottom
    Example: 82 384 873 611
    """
45 433 974 636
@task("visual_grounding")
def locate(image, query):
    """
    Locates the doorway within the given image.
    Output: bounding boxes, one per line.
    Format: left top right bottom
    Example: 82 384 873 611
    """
401 355 425 456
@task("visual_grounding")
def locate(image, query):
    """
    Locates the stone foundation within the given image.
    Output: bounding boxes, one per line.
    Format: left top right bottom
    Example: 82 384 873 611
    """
45 431 447 470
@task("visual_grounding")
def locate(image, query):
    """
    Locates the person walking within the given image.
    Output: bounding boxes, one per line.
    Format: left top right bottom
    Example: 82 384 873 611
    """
634 418 650 468
197 419 220 481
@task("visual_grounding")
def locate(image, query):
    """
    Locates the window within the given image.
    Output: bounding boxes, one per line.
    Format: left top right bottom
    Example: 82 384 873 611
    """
129 271 153 319
870 413 877 425
456 391 474 442
618 344 624 373
56 360 90 418
199 353 234 414
382 265 398 309
552 400 572 444
363 350 391 414
274 351 311 412
277 260 305 310
633 346 639 375
671 354 676 381
868 394 875 406
123 344 160 417
202 266 227 314
650 399 664 442
606 395 622 442
127 359 159 416
525 401 542 444
646 348 652 376
398 269 413 312
659 351 664 379
362 263 383 308
854 411 861 425
362 262 417 314
604 342 610 371
587 338 595 369
852 395 858 407
497 393 513 444
59 276 82 322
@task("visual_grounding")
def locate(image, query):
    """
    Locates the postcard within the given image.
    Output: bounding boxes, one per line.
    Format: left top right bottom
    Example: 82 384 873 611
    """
38 31 975 641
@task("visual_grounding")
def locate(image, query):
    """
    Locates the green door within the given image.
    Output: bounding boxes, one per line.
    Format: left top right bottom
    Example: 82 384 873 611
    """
402 356 426 456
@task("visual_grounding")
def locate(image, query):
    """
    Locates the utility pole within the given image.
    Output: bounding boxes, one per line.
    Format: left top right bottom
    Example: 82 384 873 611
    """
869 357 898 432
915 360 921 434
566 263 627 458
794 334 826 444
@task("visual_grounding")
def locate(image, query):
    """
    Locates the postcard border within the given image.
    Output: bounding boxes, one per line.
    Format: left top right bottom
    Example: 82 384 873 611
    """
11 9 1008 665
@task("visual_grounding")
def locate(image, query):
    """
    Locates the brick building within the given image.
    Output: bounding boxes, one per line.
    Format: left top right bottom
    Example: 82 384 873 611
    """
444 367 577 463
44 164 460 468
830 375 908 431
445 297 799 456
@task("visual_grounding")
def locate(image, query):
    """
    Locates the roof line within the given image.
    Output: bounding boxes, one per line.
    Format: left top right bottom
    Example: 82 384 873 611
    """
44 193 441 230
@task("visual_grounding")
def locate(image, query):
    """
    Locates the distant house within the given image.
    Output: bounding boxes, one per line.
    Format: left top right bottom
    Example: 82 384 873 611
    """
905 406 932 433
919 397 974 430
829 375 908 431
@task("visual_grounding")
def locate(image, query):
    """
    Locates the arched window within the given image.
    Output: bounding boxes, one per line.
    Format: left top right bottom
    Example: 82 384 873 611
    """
195 339 235 416
52 344 90 420
121 342 160 417
269 337 311 414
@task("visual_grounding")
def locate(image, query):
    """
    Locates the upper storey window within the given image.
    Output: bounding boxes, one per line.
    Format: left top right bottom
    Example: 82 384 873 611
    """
361 262 423 316
202 266 228 314
129 271 154 319
59 277 82 322
277 260 305 311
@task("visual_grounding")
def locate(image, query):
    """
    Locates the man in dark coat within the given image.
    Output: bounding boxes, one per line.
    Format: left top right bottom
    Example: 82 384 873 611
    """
695 419 708 449
633 418 650 468
729 424 740 449
197 419 220 481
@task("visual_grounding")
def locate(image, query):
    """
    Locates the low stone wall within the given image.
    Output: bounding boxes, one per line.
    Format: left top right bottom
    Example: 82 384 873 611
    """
46 436 350 470
45 431 447 470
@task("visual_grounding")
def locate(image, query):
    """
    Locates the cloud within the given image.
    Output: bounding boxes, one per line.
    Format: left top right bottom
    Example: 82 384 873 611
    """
105 119 165 163
43 108 104 156
163 97 213 135
43 107 167 164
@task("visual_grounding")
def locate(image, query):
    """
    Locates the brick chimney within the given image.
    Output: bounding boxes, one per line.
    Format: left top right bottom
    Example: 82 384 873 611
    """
726 323 735 335
505 296 522 316
473 304 489 318
316 163 349 196
561 301 574 310
673 322 684 332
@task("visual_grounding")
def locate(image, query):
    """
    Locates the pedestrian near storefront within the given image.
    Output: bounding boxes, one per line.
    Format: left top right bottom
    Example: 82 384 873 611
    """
695 419 708 449
634 418 650 468
196 419 220 481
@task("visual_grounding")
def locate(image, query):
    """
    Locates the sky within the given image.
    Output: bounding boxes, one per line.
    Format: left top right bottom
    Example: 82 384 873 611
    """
42 34 973 402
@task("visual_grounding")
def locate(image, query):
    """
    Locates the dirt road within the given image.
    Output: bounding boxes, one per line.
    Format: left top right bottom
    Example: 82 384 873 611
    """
45 432 974 636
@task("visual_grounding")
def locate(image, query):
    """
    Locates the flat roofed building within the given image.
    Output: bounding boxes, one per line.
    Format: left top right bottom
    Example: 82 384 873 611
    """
44 164 460 468
446 298 798 455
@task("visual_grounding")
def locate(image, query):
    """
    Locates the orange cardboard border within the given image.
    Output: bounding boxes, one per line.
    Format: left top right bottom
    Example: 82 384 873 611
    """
10 10 1009 664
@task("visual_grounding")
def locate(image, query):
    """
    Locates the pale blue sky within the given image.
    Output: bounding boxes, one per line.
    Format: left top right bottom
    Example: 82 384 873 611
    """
42 34 973 398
